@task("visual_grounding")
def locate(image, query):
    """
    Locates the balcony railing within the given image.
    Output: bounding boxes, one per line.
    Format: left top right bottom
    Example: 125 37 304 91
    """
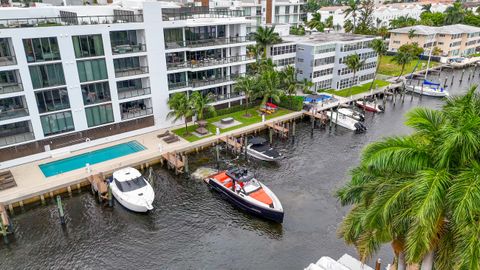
0 131 34 147
162 7 244 21
115 66 149 78
168 73 243 90
0 56 17 67
0 15 143 29
121 107 153 120
112 43 146 55
0 107 29 121
167 55 255 71
0 83 23 95
214 92 243 102
165 36 254 50
118 87 151 99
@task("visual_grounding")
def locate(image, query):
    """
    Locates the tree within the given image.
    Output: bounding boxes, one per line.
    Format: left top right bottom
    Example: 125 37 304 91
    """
389 16 417 29
234 76 258 117
304 0 321 13
307 13 325 32
344 0 359 32
355 0 375 35
344 53 365 97
190 91 215 121
252 26 281 58
444 2 465 25
368 39 387 91
344 19 354 33
325 15 334 29
376 26 389 40
166 93 194 135
259 69 282 105
421 3 431 13
408 29 416 40
420 12 445 26
337 86 480 270
281 65 297 97
399 42 424 57
299 78 314 94
391 50 414 80
432 46 442 56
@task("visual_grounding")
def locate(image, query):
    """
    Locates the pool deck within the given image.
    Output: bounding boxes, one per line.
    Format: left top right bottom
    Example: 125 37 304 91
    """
0 84 401 207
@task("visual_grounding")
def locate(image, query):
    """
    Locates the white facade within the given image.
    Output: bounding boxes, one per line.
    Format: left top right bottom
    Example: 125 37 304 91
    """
0 2 254 151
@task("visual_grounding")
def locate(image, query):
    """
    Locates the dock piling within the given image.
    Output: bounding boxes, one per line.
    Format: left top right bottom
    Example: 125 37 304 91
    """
107 184 113 207
244 136 248 160
215 144 220 169
0 219 8 245
183 154 189 175
56 195 66 225
269 128 273 144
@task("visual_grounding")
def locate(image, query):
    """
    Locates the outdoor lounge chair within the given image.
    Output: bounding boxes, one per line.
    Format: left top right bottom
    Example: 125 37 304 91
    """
163 134 180 144
157 130 170 138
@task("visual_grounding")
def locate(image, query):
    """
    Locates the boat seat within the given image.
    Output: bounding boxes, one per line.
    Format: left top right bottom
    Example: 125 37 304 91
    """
214 172 230 183
224 181 233 189
249 189 273 205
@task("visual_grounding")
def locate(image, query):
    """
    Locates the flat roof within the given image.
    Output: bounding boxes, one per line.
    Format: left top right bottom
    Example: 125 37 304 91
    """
282 32 375 45
390 24 480 35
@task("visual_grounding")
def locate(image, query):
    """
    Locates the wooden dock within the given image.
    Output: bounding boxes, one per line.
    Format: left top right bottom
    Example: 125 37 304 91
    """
220 136 243 153
87 173 110 203
162 152 184 174
266 122 289 138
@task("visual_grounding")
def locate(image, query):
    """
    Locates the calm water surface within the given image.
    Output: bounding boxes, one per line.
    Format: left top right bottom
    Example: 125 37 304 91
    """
1 67 479 270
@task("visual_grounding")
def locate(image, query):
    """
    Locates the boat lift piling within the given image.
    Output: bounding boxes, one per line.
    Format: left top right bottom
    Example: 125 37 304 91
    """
56 195 66 225
0 204 12 244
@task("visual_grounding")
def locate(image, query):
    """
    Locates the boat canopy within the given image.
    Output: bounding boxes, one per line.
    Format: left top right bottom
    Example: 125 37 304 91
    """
226 168 254 182
249 137 267 145
423 80 440 86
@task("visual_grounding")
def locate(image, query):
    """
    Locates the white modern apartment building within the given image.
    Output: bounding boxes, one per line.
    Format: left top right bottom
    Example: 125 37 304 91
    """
0 1 255 161
210 0 306 33
317 2 450 31
267 33 378 91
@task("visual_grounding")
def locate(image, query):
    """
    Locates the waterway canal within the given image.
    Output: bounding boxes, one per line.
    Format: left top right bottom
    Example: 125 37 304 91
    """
0 67 478 269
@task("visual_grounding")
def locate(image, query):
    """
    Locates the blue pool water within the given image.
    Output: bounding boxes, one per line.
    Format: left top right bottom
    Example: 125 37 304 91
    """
304 94 332 103
39 141 146 177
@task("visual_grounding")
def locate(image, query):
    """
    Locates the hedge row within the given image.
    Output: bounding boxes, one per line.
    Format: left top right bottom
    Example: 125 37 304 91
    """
279 95 304 111
204 100 260 119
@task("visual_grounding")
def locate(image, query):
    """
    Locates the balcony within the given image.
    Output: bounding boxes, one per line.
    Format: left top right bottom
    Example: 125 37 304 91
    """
0 82 23 95
168 73 241 90
114 66 148 78
120 98 153 120
162 7 244 21
112 44 146 55
0 15 143 29
0 96 29 121
0 121 34 147
213 92 243 102
165 36 254 50
167 55 254 71
0 56 16 67
118 86 151 99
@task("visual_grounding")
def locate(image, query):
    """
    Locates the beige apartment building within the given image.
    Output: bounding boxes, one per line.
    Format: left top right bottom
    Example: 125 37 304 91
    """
389 24 480 58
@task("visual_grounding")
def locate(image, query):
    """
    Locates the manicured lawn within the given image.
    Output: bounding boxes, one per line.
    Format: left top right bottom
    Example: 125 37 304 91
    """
173 107 293 142
325 80 390 97
378 55 439 77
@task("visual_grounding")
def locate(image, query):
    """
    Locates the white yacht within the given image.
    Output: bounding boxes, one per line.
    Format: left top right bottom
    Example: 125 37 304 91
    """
406 80 449 97
109 167 155 212
328 111 367 132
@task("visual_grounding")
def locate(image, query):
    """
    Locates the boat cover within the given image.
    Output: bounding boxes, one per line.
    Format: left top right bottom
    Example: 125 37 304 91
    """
249 137 267 145
423 80 440 86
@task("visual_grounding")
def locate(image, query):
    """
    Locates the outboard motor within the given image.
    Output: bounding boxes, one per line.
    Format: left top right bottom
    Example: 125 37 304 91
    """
356 112 365 122
378 105 385 112
354 122 367 133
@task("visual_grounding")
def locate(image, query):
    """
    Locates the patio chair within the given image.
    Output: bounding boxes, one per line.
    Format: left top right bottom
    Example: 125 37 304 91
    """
157 130 170 138
163 134 179 143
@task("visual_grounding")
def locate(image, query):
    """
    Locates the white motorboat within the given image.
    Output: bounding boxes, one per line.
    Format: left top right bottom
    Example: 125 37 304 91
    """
337 108 365 121
406 80 449 97
355 100 384 113
246 137 283 161
205 168 284 223
109 167 155 212
328 111 367 132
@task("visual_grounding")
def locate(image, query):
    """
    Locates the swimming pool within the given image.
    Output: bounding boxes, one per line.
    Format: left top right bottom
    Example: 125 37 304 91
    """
39 141 146 177
304 94 333 103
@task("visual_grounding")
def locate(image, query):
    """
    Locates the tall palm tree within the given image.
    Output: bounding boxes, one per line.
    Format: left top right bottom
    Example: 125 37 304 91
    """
444 2 465 25
166 93 194 135
377 26 389 40
344 0 359 32
190 91 215 121
259 69 282 105
281 65 297 97
306 13 325 32
234 75 258 117
252 26 281 58
299 78 314 94
368 39 387 91
337 86 480 270
325 15 334 29
392 50 414 80
408 29 416 41
344 53 365 97
344 19 354 33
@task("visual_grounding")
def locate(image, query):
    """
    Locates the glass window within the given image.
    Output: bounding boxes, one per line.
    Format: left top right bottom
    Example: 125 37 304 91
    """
0 38 13 58
114 177 146 192
35 88 70 113
117 78 142 91
40 111 74 136
81 82 111 105
23 37 60 63
110 30 138 46
72 35 104 58
29 63 65 89
77 59 108 82
113 57 140 71
85 103 114 127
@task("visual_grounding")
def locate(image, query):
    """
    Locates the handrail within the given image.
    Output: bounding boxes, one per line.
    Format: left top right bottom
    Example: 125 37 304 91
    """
117 86 151 99
168 73 244 90
165 36 254 49
114 66 149 78
167 55 254 70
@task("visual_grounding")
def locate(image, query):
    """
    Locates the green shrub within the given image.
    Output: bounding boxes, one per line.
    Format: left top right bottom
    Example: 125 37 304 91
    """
279 95 304 111
204 100 260 119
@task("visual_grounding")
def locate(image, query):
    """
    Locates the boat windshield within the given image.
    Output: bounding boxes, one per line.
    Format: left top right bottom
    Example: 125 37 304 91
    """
115 177 147 192
243 179 261 194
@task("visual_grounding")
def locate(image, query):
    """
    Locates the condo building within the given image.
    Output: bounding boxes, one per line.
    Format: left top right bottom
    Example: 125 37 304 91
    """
267 33 378 92
388 24 480 58
0 1 254 161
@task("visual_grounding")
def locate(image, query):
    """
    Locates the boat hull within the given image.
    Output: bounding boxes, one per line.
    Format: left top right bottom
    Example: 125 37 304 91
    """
356 102 383 112
407 85 448 97
206 179 284 223
112 190 153 213
246 146 282 162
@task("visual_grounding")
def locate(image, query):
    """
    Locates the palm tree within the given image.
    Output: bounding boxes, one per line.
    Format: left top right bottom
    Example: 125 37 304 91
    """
368 39 387 91
247 44 261 62
281 65 297 97
344 0 359 32
252 26 281 58
344 19 354 33
325 15 334 29
444 2 465 25
421 3 432 13
306 13 325 32
337 86 480 270
408 29 416 40
234 76 258 117
166 93 194 135
344 53 365 97
376 26 389 40
299 78 314 94
190 91 215 121
392 50 414 80
259 69 282 105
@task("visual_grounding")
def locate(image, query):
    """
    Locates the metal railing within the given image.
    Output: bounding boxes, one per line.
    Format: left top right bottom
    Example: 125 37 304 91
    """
112 43 147 55
117 87 151 99
168 73 243 90
0 15 143 29
162 7 244 21
214 92 243 102
0 55 17 66
121 107 153 120
114 66 149 78
165 36 254 50
0 107 29 121
0 83 23 95
0 131 34 147
167 55 254 71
